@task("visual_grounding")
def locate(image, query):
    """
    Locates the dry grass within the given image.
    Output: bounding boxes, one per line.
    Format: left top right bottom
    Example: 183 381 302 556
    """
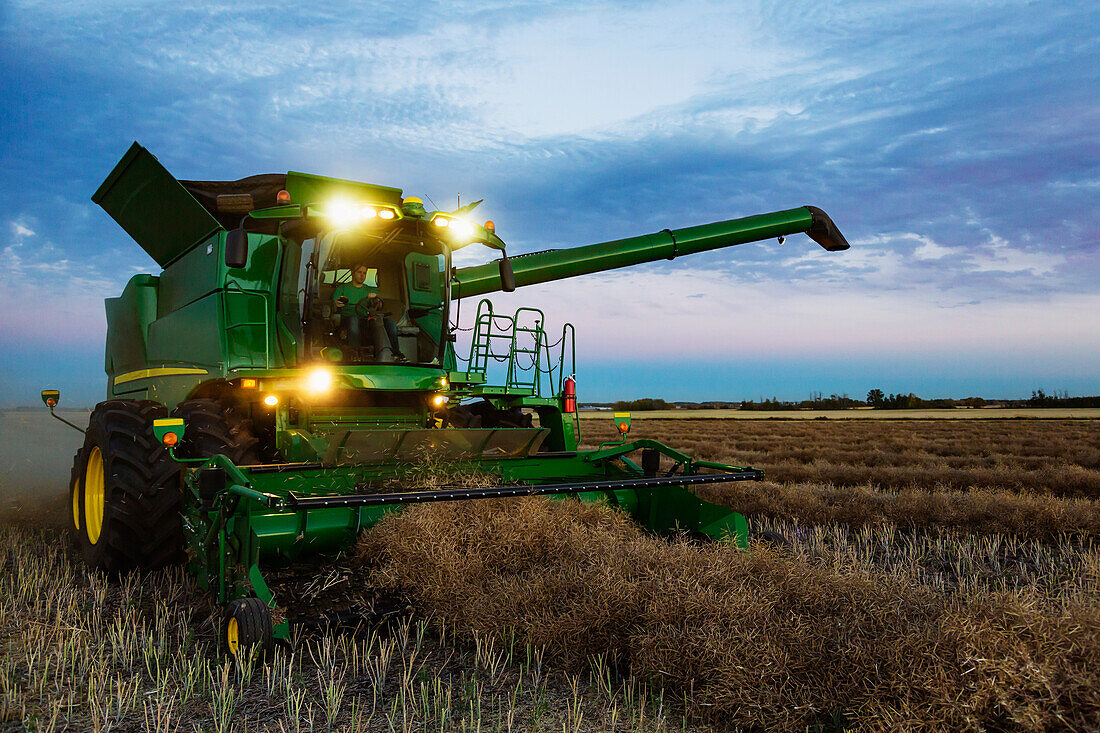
4 416 1099 730
356 498 1100 731
698 481 1100 540
581 418 1100 540
0 524 706 732
583 418 1100 497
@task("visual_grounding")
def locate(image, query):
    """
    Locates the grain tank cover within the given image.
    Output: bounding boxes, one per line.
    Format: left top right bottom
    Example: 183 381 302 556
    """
93 142 225 267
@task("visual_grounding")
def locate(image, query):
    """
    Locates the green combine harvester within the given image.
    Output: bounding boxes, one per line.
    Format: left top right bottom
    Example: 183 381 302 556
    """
44 143 849 653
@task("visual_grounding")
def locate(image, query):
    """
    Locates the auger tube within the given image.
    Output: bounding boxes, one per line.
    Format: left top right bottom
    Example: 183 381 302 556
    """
453 205 850 299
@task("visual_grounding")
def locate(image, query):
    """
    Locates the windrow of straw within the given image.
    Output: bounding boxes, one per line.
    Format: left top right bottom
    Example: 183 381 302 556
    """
356 498 1100 731
700 480 1100 540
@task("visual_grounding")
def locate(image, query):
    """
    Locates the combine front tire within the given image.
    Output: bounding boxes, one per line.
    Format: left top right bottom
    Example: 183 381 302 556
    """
68 446 88 539
222 598 273 657
171 399 261 465
77 400 183 573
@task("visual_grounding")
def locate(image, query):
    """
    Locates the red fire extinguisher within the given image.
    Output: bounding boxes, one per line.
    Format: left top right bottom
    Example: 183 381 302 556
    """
562 376 576 414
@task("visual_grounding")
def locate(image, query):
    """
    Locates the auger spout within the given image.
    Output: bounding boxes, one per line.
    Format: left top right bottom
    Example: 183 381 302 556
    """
453 205 849 299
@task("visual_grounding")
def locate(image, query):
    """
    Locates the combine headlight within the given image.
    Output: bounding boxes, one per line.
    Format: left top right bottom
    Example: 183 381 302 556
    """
378 209 395 220
430 394 447 408
263 394 279 406
451 219 475 239
432 215 476 242
325 198 358 228
305 367 334 394
359 205 377 219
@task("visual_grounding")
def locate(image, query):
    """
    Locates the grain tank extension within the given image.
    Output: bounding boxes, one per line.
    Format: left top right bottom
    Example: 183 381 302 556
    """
45 142 850 653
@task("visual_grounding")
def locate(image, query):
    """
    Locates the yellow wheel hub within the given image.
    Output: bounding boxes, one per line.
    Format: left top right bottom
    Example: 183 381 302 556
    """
71 472 81 531
84 447 105 545
226 617 240 655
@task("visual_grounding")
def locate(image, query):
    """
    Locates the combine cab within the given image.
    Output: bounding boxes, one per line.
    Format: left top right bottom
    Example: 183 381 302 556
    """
46 143 849 653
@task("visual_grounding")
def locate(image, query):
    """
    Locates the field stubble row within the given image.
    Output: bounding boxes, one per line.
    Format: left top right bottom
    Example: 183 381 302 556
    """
3 417 1098 730
0 525 694 732
583 418 1099 496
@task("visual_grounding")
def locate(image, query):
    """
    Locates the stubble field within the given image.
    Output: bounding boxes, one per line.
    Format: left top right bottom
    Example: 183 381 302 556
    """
1 414 1097 731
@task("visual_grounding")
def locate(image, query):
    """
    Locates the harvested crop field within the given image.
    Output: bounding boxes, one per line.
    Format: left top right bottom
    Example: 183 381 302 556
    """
1 414 1098 730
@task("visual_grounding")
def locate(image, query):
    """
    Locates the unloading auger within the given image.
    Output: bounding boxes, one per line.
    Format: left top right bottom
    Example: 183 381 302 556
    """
44 142 849 653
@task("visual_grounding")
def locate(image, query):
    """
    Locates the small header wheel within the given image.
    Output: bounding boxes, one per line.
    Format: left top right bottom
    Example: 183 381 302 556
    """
222 598 273 657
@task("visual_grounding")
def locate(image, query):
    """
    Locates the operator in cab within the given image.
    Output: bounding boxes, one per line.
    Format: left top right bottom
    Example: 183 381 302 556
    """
334 263 407 362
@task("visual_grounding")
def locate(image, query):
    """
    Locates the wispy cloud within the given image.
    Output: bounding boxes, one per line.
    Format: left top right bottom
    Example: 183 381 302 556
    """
1 0 1097 401
0 217 127 346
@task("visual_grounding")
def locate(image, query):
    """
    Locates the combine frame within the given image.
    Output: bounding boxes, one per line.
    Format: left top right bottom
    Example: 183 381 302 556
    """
45 142 849 652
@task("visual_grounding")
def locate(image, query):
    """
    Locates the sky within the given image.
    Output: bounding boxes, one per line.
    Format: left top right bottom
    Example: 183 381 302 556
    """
1 0 1097 405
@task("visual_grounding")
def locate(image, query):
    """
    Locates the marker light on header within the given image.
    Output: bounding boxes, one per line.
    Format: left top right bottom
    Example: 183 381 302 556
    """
152 418 186 448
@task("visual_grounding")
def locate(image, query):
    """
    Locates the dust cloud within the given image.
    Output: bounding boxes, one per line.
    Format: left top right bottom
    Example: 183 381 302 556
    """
0 409 87 527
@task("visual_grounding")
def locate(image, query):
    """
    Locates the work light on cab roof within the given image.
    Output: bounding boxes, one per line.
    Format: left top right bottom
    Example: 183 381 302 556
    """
42 140 851 656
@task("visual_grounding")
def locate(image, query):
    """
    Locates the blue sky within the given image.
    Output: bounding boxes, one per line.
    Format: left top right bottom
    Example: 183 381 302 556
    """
1 0 1097 405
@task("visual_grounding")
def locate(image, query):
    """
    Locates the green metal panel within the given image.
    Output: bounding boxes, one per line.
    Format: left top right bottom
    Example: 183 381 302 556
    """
284 171 403 208
146 295 224 368
157 234 222 317
454 207 822 298
103 274 159 376
404 252 443 309
224 232 284 370
224 289 274 369
92 142 223 267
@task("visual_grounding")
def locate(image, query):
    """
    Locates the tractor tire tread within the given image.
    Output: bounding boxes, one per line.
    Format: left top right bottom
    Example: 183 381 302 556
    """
79 399 183 573
171 399 261 465
68 445 89 540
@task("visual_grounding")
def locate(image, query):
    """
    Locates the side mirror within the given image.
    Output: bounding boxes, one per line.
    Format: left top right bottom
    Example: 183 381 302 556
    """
225 227 249 269
498 254 516 293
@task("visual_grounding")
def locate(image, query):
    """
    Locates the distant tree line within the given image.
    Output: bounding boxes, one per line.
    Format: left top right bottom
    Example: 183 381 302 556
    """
741 393 865 411
1026 389 1100 408
590 389 1100 411
612 398 672 411
865 390 957 409
865 388 1100 409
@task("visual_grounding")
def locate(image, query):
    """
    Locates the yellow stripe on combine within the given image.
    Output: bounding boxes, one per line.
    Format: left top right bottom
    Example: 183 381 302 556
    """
114 367 208 385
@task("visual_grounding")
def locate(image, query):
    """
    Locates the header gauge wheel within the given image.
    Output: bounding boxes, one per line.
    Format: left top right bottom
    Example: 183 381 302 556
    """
222 598 273 657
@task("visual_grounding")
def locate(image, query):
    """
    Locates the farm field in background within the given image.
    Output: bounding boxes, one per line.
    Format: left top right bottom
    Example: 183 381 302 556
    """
580 407 1100 419
1 414 1097 730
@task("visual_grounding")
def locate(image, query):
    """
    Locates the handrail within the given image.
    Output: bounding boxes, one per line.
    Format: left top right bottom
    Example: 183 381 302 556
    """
557 323 576 395
465 299 574 399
